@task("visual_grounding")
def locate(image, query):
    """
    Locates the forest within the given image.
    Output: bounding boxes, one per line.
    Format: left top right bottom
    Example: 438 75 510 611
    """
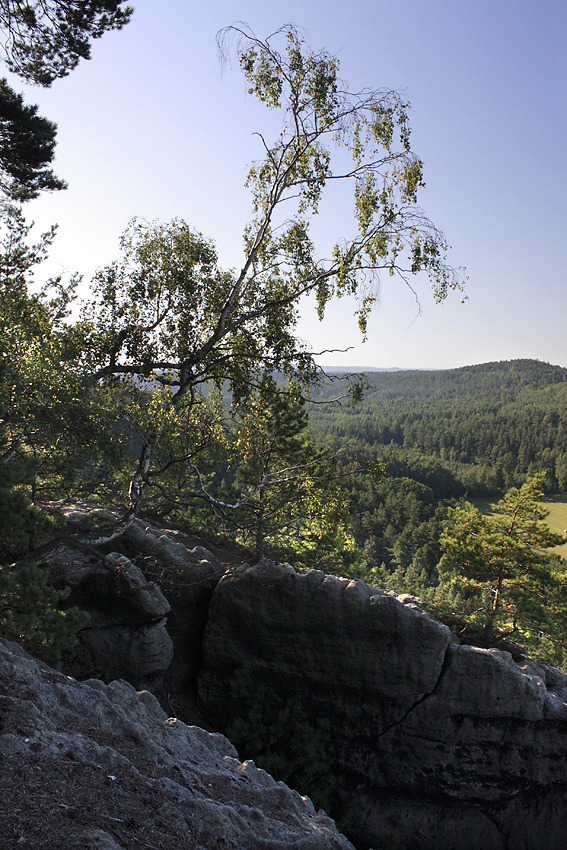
303 359 567 666
311 358 567 492
1 7 566 677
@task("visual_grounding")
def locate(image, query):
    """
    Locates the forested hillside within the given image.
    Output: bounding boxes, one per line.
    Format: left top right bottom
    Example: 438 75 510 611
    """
310 359 567 493
304 360 567 667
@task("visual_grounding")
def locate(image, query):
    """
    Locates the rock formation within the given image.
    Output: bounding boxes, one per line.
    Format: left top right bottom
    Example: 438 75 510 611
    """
20 504 567 849
48 546 174 689
0 637 355 849
123 518 226 688
196 561 567 850
43 502 227 691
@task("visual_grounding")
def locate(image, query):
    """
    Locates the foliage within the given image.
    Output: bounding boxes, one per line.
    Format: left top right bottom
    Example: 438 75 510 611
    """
310 369 567 667
0 78 65 199
80 25 462 520
0 430 51 558
0 0 132 202
0 204 120 659
98 380 233 518
0 0 133 85
0 204 123 504
223 672 338 815
437 476 567 652
110 376 362 569
0 0 133 662
0 560 89 660
319 439 458 585
208 383 354 561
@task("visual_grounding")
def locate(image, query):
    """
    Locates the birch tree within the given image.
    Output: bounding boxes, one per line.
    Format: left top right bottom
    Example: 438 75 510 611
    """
83 25 464 521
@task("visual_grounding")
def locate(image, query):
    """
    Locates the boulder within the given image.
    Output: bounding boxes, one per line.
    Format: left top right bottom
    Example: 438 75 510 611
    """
197 560 567 850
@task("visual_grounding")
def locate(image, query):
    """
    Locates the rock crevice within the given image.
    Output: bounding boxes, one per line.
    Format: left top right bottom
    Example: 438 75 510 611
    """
0 638 355 850
375 636 456 740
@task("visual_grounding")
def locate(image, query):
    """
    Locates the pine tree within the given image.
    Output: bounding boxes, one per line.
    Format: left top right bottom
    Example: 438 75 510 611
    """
438 475 567 653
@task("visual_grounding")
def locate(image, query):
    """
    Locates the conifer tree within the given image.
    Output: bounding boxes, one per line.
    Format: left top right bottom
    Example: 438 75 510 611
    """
217 384 352 562
439 476 567 649
0 0 132 85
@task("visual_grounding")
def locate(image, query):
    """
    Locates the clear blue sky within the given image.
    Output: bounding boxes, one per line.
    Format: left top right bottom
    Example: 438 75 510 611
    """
12 0 567 370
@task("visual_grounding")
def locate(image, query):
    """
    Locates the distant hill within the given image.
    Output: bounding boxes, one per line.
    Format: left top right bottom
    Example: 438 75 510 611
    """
308 359 567 494
320 365 405 373
313 359 567 402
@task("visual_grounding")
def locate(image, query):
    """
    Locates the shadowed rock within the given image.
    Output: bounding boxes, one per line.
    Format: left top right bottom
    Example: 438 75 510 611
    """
197 560 567 850
124 519 227 687
47 546 173 689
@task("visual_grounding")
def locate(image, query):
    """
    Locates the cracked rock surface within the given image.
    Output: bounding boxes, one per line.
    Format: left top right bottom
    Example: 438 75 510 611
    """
123 519 228 688
197 560 567 850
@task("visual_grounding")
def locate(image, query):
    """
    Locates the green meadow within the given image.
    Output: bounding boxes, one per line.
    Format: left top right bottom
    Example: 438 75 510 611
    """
541 497 567 556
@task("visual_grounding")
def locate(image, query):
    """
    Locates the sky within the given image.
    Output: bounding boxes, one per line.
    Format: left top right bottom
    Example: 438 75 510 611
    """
10 0 567 371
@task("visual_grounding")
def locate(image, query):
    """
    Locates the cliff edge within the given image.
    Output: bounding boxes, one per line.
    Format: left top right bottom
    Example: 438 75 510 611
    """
0 637 354 850
7 504 567 849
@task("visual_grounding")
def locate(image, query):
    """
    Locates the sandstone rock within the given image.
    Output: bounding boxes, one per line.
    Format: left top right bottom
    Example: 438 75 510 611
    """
104 552 171 619
47 547 173 688
198 561 456 734
125 519 229 687
46 499 122 531
48 548 170 624
36 505 567 848
197 560 567 850
0 638 354 850
45 503 230 690
79 619 173 688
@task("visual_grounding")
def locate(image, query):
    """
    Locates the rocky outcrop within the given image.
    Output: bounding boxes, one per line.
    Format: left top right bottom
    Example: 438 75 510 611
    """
123 519 226 687
48 548 173 689
0 638 355 850
27 505 567 848
44 502 228 690
196 561 567 850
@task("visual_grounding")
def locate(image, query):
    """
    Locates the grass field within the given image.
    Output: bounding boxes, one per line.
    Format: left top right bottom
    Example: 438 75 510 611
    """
541 497 567 556
471 495 567 557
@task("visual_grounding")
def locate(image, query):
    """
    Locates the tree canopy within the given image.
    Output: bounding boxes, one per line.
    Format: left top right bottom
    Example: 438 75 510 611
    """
0 0 133 85
0 1 133 202
0 0 133 660
0 201 125 658
207 383 354 563
439 476 567 648
0 21 474 662
81 24 464 519
0 78 65 199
